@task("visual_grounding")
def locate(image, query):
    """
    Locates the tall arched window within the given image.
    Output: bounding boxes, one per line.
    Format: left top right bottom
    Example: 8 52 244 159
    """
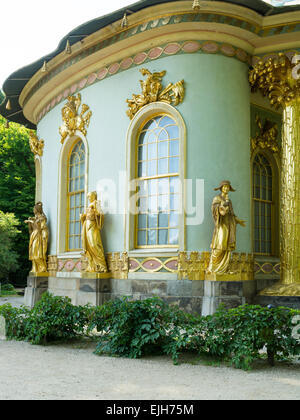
253 153 274 255
136 114 180 248
67 140 86 251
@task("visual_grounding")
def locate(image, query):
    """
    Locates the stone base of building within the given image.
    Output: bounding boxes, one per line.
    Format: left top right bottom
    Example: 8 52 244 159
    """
28 273 297 314
24 275 49 308
253 295 300 310
47 275 203 313
201 279 257 316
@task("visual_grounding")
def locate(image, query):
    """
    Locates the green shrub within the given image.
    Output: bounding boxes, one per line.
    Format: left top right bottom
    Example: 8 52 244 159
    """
0 282 17 296
164 304 300 370
93 297 197 359
0 292 93 344
1 292 299 371
0 303 30 340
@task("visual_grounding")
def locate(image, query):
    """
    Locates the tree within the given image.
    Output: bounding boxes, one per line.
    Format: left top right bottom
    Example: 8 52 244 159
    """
0 114 35 284
0 211 20 280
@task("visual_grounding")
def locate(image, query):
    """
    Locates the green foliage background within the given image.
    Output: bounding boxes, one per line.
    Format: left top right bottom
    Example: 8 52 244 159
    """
0 106 35 284
0 211 20 279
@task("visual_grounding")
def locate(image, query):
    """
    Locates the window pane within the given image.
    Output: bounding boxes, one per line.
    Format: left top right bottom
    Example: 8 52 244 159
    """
138 162 147 177
166 125 179 139
160 116 175 127
158 178 169 195
170 177 180 194
169 229 178 245
158 212 169 228
158 229 168 245
158 141 168 158
170 140 179 156
149 179 157 196
148 160 157 177
138 145 147 161
148 229 157 245
148 143 157 160
138 214 147 229
169 157 179 173
169 212 179 227
148 196 157 213
158 158 168 175
158 129 169 141
158 195 169 211
148 214 158 228
138 230 147 245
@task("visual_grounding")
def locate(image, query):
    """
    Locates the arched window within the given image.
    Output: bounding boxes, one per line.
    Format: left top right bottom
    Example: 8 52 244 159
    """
253 153 274 255
67 140 86 251
135 114 180 248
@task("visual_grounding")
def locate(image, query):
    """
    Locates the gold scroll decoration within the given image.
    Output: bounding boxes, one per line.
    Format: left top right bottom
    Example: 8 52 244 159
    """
178 252 210 281
29 131 44 157
250 53 300 295
251 115 279 155
126 68 185 119
106 252 129 279
59 93 92 144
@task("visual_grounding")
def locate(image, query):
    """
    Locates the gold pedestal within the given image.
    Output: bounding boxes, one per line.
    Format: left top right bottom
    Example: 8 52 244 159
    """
259 282 300 296
205 272 253 282
29 271 49 278
81 272 111 279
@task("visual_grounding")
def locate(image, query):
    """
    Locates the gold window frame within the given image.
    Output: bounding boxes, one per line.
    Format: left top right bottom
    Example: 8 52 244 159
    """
251 150 279 257
134 112 181 249
66 139 86 252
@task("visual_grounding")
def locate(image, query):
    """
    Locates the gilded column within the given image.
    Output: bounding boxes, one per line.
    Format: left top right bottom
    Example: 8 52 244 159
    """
249 54 300 295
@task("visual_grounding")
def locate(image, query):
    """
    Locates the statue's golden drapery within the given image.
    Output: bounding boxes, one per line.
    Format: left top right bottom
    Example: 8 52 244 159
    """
81 192 108 273
208 181 246 274
25 202 49 274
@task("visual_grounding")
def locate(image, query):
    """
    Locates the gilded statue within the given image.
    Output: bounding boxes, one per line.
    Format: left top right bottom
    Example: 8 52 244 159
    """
29 131 44 156
80 191 108 273
25 202 49 274
126 68 185 119
251 115 279 154
207 181 246 274
59 93 92 144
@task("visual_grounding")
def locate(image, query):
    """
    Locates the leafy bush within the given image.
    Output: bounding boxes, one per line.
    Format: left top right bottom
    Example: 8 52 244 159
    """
164 304 300 370
0 303 30 340
0 292 299 371
0 292 93 344
0 282 16 296
93 297 197 359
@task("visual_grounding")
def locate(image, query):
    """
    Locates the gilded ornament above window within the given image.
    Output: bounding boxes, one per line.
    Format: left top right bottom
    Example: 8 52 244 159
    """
126 68 185 119
29 131 44 157
59 93 92 144
251 115 279 154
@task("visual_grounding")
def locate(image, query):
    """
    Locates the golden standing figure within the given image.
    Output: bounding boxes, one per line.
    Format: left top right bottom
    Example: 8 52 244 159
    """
80 192 108 273
207 181 246 274
25 202 49 274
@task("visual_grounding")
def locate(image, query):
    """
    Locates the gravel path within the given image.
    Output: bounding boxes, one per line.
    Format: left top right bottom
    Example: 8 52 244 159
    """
0 296 300 400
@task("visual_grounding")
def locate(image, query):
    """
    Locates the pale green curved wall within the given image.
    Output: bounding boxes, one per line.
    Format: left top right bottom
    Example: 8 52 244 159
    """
38 52 251 255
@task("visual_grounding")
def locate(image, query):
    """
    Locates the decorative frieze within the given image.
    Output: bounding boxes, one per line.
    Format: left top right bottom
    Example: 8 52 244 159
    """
107 252 129 279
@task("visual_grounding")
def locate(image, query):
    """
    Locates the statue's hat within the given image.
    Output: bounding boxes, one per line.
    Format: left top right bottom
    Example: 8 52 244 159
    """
214 180 236 192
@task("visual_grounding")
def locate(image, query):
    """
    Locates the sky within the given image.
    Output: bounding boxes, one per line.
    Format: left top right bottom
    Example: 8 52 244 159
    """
0 0 135 88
